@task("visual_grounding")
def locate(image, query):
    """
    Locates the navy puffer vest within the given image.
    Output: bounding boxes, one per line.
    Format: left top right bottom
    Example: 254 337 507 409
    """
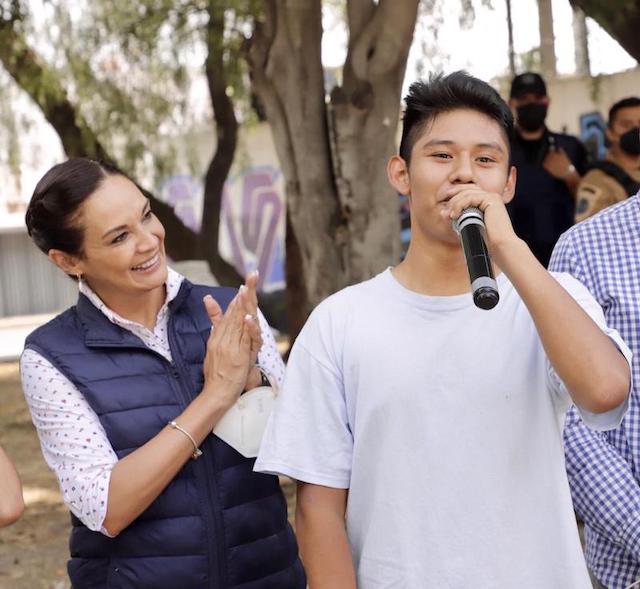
25 280 306 589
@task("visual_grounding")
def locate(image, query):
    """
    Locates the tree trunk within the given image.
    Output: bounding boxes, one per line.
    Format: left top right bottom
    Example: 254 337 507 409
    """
505 0 516 77
249 0 344 326
537 0 557 79
569 0 640 63
334 0 418 282
572 6 590 77
284 210 307 345
248 0 418 337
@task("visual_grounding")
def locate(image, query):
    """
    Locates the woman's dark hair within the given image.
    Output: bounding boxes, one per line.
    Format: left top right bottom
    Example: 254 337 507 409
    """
25 158 127 256
399 71 514 164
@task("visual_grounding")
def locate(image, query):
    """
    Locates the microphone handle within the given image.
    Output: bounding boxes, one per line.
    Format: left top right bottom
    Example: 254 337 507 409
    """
455 209 499 310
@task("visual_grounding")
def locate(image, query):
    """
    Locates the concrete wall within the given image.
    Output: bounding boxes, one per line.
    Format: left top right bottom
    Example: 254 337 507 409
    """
543 66 640 136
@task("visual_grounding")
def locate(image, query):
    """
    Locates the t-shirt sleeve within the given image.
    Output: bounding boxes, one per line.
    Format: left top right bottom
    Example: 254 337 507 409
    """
254 304 353 488
545 272 632 431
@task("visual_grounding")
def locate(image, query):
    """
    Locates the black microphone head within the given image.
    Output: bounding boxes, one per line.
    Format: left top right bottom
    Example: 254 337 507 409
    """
473 286 499 310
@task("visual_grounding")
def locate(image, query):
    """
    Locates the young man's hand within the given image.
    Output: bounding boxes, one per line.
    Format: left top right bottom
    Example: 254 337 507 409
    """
441 184 521 266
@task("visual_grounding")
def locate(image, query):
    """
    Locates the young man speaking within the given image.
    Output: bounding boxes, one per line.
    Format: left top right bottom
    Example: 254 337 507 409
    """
255 72 631 588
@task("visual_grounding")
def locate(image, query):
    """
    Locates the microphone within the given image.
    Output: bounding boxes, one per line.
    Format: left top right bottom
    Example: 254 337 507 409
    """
452 207 499 310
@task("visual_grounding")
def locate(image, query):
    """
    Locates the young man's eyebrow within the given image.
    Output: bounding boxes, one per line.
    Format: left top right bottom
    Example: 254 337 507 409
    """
476 142 505 153
420 139 455 148
420 139 505 153
102 198 151 239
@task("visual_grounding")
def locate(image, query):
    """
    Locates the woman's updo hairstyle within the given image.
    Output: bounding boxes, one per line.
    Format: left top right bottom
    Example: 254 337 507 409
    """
26 158 125 256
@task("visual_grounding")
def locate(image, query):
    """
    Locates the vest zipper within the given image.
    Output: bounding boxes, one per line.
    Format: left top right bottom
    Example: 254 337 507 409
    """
167 318 226 589
85 304 228 587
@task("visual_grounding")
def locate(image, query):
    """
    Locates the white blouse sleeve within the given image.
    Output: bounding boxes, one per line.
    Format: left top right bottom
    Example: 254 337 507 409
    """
20 349 117 535
256 309 286 389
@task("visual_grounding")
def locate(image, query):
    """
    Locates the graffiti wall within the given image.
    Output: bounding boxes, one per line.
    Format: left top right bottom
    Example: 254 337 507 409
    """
158 164 286 293
221 166 285 291
579 111 607 162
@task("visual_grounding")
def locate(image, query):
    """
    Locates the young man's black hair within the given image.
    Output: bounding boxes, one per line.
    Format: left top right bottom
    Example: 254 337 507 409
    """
399 71 514 164
608 97 640 127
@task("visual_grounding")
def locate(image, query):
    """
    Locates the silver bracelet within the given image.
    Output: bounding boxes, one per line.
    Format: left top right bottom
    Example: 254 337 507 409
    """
168 420 203 460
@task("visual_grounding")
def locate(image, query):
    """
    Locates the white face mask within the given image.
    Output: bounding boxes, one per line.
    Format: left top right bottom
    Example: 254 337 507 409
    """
213 386 276 458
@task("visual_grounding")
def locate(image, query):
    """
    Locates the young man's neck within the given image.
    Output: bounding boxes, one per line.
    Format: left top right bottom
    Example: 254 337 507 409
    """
516 125 545 141
610 146 640 170
393 241 472 296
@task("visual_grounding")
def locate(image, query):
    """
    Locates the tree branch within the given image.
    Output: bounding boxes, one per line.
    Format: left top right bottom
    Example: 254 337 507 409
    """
347 0 375 40
348 0 419 81
0 21 108 160
0 19 200 261
201 2 243 285
246 4 299 201
569 0 640 62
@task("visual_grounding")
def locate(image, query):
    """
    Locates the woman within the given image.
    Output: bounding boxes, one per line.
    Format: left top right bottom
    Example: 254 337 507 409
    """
21 158 305 589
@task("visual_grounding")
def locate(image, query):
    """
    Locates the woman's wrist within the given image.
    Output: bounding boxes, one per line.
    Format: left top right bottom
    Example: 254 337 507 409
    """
200 380 241 414
244 366 264 391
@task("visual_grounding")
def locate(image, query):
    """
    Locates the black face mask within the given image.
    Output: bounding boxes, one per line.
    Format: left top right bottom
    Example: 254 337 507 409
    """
516 103 548 132
619 126 640 156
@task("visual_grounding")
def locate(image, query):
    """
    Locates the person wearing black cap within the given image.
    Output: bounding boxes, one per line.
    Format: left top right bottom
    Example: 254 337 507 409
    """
507 72 589 267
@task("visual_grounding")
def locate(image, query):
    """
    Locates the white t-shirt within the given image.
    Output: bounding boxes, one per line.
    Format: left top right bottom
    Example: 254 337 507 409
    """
255 269 631 589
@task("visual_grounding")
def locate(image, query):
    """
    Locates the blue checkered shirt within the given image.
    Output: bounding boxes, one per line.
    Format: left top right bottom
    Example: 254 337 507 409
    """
549 195 640 589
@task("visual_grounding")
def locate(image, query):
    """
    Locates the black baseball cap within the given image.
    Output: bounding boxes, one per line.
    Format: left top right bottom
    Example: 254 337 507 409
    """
510 72 547 98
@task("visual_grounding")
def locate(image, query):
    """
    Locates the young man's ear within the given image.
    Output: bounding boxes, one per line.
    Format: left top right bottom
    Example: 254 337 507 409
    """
387 155 411 196
48 249 83 277
502 165 517 204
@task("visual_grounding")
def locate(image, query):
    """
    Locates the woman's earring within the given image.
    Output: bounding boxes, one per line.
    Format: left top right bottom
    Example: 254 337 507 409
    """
76 273 83 282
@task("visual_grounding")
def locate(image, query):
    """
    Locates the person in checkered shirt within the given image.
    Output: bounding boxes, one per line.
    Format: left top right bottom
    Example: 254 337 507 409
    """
550 192 640 589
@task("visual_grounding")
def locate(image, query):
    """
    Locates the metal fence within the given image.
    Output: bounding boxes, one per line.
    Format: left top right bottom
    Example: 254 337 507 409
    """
0 231 76 318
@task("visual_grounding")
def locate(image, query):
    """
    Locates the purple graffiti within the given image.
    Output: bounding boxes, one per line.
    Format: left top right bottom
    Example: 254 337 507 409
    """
158 175 201 232
159 167 285 291
222 166 284 291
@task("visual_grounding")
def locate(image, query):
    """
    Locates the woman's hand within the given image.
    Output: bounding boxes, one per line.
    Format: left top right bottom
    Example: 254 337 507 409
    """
239 271 263 369
201 272 264 405
238 272 265 390
201 291 254 410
